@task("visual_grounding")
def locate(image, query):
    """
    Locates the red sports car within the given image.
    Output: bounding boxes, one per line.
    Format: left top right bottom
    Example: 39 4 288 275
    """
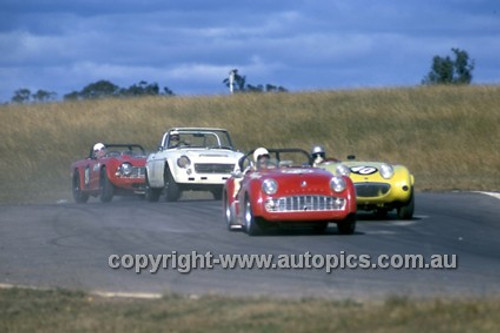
223 148 357 235
71 143 147 203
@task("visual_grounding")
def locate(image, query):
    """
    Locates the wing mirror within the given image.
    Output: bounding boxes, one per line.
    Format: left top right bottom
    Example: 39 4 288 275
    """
231 171 244 178
238 155 247 171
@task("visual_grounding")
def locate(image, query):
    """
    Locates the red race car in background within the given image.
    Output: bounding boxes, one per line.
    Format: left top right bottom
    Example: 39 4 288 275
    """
71 143 147 203
223 148 357 236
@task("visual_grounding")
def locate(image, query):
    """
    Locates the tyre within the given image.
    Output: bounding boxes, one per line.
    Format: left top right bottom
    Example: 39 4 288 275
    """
223 191 236 231
397 190 414 220
164 167 180 202
100 168 114 203
211 187 223 201
337 214 356 235
244 195 262 236
144 172 161 202
72 170 89 203
145 186 161 202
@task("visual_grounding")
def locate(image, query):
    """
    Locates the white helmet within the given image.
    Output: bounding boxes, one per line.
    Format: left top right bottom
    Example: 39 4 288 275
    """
93 142 105 151
253 147 269 163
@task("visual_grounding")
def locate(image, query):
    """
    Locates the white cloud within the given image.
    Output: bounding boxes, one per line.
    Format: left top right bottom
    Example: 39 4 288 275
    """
0 1 499 101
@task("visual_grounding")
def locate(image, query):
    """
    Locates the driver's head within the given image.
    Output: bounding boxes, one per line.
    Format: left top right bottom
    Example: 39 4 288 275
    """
93 142 106 158
169 133 180 147
311 145 326 161
253 147 270 163
253 147 270 169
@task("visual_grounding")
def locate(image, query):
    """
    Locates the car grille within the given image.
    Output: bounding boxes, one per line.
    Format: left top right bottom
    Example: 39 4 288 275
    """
130 167 146 178
265 195 346 212
194 163 234 174
354 183 390 197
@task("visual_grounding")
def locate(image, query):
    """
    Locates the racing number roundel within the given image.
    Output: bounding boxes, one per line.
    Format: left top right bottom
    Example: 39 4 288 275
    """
350 165 377 175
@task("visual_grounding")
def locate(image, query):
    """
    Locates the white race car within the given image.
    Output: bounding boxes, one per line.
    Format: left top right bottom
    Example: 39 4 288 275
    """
145 127 244 201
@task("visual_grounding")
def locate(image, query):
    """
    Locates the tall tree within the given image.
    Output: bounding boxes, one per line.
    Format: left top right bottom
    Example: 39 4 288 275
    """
422 48 474 85
11 88 31 104
80 80 119 99
63 91 80 101
223 69 246 93
222 69 287 93
32 89 56 102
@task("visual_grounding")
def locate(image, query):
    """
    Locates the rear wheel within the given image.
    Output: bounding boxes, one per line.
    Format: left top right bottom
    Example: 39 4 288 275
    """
72 170 89 203
397 190 414 219
164 167 180 202
337 214 356 235
100 168 114 203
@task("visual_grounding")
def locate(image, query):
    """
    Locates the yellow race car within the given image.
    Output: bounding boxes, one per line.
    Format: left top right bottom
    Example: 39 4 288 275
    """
317 155 415 219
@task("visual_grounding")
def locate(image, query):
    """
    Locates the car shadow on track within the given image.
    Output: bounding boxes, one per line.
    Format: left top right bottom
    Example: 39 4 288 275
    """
238 225 365 237
355 212 422 223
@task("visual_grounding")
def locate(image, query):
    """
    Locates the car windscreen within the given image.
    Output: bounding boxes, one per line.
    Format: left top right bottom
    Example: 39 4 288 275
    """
169 130 233 149
104 145 145 157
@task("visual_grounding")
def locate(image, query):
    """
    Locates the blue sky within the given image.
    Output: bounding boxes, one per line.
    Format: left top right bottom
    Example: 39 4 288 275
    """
1 0 499 102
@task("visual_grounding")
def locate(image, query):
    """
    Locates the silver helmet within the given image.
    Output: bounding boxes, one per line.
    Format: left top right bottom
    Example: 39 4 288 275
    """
311 145 326 159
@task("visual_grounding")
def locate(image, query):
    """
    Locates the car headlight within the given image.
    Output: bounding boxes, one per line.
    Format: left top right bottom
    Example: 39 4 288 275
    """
177 155 191 168
262 179 278 195
330 176 346 193
336 164 351 176
120 163 133 176
379 163 394 179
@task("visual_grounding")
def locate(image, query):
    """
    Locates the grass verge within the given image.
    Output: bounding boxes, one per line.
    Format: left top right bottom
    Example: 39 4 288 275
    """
1 287 499 333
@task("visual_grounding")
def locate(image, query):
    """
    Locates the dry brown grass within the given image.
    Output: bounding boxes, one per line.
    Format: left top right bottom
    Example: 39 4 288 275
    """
1 288 500 333
1 85 499 203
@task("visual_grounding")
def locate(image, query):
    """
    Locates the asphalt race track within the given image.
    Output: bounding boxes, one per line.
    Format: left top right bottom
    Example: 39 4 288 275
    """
1 192 499 300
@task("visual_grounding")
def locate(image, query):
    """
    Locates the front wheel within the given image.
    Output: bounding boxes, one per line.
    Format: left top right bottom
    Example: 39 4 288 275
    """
337 214 356 235
100 168 114 203
72 170 89 203
397 190 414 220
223 192 236 231
244 196 262 236
145 186 161 202
211 187 223 201
164 167 180 202
145 172 161 202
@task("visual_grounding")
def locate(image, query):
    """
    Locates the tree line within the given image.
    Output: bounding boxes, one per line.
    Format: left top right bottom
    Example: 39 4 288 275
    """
8 48 474 104
11 80 174 104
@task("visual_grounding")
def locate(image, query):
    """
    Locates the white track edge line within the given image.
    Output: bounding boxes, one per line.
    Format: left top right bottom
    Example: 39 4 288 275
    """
474 191 500 200
0 283 163 299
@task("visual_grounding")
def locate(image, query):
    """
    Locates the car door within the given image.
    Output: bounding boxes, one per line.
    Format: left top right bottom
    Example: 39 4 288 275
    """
147 151 165 187
86 158 101 190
